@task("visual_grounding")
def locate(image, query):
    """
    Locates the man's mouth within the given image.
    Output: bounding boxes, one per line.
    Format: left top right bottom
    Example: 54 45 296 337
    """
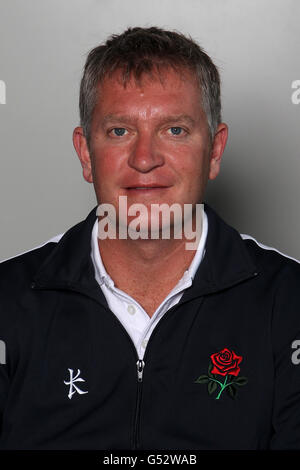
127 187 168 190
125 184 171 190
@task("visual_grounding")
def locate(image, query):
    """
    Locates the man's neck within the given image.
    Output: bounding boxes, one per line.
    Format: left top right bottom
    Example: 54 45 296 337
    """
98 235 198 289
97 222 203 317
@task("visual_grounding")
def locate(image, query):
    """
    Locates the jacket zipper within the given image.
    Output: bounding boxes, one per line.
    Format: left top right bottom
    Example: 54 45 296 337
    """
132 359 145 450
136 359 145 382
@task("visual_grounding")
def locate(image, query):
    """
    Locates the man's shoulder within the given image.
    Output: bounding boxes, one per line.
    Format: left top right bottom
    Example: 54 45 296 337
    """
0 233 64 289
240 232 300 278
0 206 97 293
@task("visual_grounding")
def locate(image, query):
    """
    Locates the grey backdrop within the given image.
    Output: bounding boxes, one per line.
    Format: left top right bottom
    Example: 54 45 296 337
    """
0 0 299 260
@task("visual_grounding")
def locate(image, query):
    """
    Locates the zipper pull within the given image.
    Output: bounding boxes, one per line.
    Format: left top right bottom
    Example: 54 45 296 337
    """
136 359 145 382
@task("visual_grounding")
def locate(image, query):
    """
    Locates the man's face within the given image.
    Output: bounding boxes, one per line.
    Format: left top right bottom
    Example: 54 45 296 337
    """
74 67 227 229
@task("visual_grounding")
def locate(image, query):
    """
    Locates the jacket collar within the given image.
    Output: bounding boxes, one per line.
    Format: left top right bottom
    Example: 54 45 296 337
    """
32 203 259 303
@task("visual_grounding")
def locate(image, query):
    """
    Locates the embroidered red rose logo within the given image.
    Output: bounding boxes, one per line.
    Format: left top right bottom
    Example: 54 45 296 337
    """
211 348 242 376
195 348 248 400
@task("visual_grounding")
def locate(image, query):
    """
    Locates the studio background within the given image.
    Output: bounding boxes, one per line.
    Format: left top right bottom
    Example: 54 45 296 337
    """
0 0 299 261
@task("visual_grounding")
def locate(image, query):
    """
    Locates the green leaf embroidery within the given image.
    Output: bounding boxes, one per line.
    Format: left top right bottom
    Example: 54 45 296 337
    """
226 384 238 400
233 376 248 386
195 375 209 384
208 380 218 395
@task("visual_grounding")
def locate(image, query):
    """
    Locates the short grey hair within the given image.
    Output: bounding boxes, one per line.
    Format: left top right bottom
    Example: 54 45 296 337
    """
79 26 222 148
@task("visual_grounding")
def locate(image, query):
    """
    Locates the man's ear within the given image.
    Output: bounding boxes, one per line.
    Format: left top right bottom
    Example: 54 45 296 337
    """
208 123 228 180
72 127 93 183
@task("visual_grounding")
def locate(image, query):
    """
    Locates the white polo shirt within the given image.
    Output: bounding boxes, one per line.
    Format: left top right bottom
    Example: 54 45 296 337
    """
90 209 208 359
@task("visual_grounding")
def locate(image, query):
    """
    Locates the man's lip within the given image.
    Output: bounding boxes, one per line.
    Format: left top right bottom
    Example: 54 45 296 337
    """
124 185 171 189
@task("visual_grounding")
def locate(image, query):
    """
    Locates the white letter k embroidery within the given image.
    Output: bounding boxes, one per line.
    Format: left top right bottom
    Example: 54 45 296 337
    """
64 368 89 399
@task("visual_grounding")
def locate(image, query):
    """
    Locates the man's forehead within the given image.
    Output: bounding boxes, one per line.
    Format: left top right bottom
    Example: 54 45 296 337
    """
98 66 199 93
92 67 205 126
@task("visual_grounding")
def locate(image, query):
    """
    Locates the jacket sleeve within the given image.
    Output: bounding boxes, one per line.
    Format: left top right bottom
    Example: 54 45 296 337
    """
0 277 13 441
270 260 300 449
0 355 9 437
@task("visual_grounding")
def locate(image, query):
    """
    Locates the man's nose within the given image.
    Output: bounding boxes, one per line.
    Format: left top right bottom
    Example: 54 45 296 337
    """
128 132 164 173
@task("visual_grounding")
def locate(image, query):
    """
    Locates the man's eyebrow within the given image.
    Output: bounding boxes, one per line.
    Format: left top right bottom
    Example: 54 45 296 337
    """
157 114 196 126
101 114 197 126
101 114 136 125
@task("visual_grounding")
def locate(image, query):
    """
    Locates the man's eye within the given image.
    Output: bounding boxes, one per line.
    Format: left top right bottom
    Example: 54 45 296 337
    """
167 127 184 136
111 128 127 136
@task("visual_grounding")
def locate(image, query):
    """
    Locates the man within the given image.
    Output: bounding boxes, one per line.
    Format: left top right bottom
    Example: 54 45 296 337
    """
0 26 299 450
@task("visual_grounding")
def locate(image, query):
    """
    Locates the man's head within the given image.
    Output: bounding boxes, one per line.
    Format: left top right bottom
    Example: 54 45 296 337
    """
73 26 228 231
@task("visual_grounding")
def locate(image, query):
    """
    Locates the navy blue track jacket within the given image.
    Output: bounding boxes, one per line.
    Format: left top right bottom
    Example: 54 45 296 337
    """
0 203 300 450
